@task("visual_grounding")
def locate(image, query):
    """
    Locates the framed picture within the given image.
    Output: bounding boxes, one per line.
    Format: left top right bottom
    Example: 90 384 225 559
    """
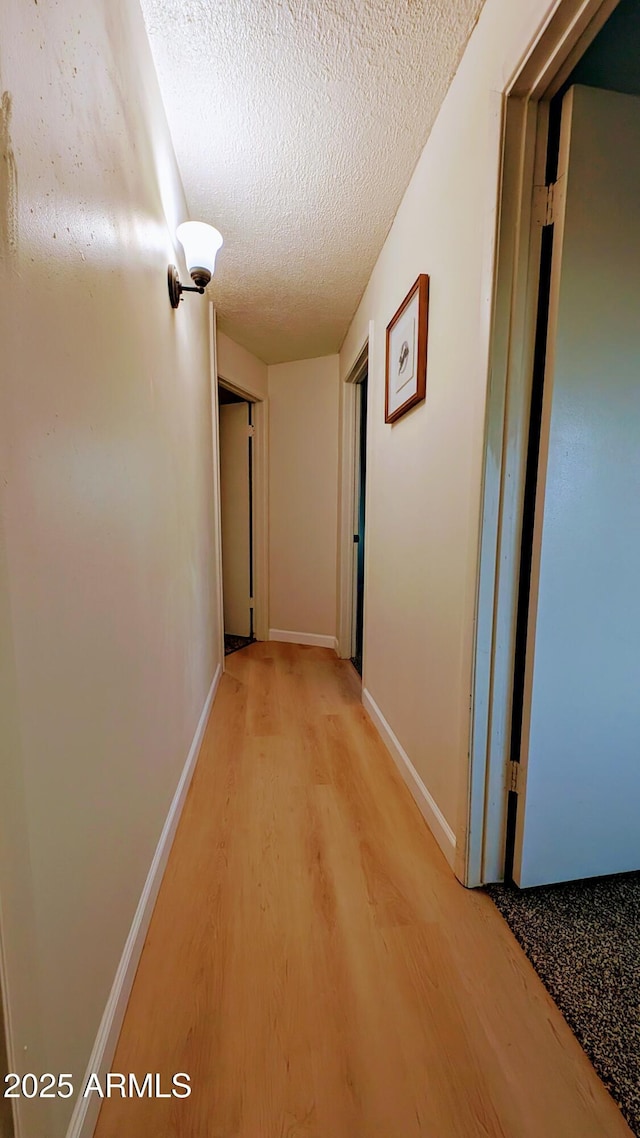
385 274 429 424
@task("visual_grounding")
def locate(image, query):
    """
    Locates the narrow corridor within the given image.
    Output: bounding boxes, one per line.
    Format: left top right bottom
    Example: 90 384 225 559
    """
94 644 630 1138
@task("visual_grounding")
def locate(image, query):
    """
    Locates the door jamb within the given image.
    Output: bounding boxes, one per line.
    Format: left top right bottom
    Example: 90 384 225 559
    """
464 0 620 887
336 325 372 661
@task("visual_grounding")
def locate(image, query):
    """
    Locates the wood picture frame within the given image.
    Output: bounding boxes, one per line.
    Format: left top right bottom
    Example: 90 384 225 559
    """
385 273 429 424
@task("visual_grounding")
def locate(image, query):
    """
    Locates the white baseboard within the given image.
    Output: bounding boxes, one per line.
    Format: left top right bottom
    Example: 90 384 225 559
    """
269 628 338 653
66 664 222 1138
362 688 456 869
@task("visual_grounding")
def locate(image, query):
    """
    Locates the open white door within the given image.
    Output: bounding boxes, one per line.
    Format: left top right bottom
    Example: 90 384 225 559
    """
514 85 640 888
219 402 251 638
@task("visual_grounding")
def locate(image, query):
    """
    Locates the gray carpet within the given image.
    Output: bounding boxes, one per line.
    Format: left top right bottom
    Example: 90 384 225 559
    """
224 634 254 656
487 874 640 1136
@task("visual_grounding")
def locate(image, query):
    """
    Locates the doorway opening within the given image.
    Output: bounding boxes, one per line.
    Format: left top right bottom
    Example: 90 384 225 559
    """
351 371 368 676
218 383 255 656
337 331 371 668
468 0 635 891
509 0 640 890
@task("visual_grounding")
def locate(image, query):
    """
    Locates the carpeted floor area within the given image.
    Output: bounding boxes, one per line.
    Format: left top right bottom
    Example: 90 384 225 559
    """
487 874 640 1136
224 633 254 656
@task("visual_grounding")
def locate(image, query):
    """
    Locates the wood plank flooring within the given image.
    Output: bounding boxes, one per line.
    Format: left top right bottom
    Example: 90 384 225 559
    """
94 643 631 1138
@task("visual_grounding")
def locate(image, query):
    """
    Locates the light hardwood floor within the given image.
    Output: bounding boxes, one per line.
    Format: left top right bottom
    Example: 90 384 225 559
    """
94 643 631 1138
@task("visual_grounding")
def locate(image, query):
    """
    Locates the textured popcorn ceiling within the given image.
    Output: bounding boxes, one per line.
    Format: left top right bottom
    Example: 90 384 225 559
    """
141 0 484 363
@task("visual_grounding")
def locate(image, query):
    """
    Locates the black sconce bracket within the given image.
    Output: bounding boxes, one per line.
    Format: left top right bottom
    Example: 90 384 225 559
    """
168 264 206 309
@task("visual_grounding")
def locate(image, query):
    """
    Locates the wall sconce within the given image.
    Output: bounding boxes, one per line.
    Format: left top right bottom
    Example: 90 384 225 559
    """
168 221 223 308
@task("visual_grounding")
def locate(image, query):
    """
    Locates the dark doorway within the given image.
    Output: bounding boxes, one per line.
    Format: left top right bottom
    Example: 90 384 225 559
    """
351 374 368 676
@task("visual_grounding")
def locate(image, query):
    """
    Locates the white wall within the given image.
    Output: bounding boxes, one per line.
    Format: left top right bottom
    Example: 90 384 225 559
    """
217 329 268 399
268 356 340 643
340 0 561 852
0 1 219 1134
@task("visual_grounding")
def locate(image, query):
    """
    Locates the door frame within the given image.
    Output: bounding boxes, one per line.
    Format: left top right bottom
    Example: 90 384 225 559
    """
336 323 373 663
463 0 620 887
209 307 269 661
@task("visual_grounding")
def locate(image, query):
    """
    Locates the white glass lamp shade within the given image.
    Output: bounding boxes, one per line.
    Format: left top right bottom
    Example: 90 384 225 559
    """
176 221 223 288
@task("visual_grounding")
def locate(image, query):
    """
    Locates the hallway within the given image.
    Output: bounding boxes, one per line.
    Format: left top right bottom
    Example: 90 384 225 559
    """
94 644 629 1138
